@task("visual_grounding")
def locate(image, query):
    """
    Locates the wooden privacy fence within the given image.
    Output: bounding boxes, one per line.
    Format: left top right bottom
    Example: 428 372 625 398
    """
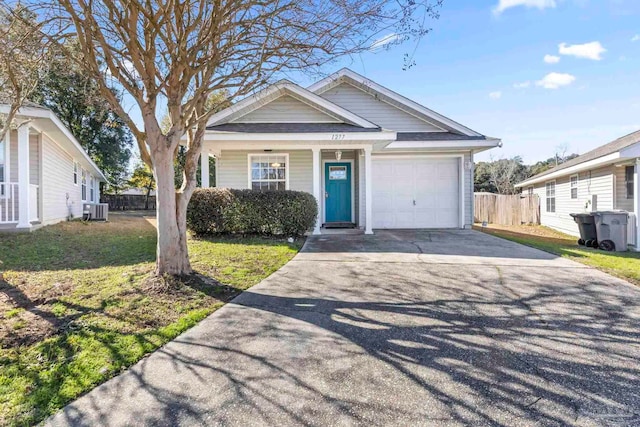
474 193 540 225
101 194 156 211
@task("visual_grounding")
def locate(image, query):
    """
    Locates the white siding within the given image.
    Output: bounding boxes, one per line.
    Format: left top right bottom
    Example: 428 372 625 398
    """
533 166 614 236
41 134 83 224
217 150 313 193
319 82 442 132
464 152 473 227
614 165 635 212
232 95 340 123
2 131 41 220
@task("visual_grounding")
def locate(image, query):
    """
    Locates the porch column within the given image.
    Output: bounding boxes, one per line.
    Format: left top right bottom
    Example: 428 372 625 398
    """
16 124 31 229
364 146 373 235
635 159 640 250
312 147 321 235
200 150 210 188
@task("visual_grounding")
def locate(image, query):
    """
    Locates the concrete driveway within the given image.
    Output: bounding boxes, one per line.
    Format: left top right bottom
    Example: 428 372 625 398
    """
47 230 640 426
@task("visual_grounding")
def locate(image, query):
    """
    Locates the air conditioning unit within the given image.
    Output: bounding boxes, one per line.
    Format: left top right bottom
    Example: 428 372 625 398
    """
628 212 638 247
82 203 109 221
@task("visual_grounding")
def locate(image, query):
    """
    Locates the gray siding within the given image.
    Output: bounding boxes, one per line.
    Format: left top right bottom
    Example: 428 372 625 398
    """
232 95 340 123
42 133 83 224
533 166 614 236
319 82 443 132
217 150 313 193
614 165 635 212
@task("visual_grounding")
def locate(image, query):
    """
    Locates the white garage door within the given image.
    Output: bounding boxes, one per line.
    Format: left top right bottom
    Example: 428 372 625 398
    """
372 157 460 229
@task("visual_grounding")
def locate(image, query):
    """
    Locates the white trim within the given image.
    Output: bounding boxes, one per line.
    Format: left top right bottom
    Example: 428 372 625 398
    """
16 124 31 229
634 159 639 250
73 160 79 186
201 151 210 188
307 68 483 137
321 158 355 225
516 152 621 187
247 153 290 190
312 148 321 235
364 147 373 234
207 81 379 129
570 174 579 199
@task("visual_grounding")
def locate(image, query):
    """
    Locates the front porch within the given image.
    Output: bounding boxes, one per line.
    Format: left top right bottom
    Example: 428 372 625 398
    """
201 140 382 235
0 124 42 231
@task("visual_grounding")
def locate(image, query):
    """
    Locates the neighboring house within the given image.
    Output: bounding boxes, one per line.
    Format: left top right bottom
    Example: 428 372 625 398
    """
0 103 107 231
515 130 640 250
201 68 500 234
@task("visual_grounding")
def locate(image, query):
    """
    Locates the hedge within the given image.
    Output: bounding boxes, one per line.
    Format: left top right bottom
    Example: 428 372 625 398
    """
187 188 318 237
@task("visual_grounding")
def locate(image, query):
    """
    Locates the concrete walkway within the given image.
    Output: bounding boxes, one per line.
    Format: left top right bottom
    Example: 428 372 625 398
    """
47 230 640 426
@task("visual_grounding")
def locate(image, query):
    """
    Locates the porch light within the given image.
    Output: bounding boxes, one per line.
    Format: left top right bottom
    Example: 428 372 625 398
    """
335 150 342 161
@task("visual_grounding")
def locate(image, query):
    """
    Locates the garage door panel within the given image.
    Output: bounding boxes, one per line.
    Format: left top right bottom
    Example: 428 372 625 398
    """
372 157 460 229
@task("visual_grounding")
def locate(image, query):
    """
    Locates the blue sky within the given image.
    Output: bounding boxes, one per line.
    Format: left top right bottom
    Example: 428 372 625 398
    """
294 0 640 163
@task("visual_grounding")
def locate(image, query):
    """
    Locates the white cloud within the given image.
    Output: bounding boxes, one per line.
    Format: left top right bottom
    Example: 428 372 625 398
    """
558 41 606 60
493 0 556 15
544 54 560 64
513 81 531 89
632 35 640 42
489 91 502 99
370 33 402 51
536 72 576 89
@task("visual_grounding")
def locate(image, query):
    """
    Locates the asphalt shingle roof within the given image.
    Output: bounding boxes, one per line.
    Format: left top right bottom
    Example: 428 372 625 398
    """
396 132 486 141
206 123 381 133
527 129 640 181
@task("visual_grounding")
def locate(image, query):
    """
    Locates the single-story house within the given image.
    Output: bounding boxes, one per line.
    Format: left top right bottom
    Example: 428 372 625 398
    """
0 103 107 231
515 130 640 250
201 68 501 234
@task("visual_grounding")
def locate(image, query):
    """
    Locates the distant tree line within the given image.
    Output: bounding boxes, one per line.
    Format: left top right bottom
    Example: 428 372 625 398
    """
475 152 579 195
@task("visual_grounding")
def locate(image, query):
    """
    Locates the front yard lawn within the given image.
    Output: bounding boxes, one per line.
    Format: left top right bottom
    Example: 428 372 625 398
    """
0 212 302 426
474 223 640 286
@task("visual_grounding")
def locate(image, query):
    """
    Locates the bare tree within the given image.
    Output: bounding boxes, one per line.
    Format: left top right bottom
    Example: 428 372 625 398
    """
488 156 528 195
0 4 55 141
29 0 442 276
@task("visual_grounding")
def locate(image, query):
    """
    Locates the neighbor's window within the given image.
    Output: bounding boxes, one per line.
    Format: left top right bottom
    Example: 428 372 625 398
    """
546 181 556 213
570 174 578 199
626 166 635 199
73 161 78 185
249 154 288 191
81 169 87 201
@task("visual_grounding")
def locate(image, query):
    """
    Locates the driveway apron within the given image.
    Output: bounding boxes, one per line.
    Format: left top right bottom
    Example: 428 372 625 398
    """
46 230 640 427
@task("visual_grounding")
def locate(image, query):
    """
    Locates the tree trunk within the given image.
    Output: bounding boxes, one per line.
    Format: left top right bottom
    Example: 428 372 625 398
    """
152 148 192 276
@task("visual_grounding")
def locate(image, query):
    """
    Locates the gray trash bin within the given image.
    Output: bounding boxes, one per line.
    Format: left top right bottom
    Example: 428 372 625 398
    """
593 211 629 252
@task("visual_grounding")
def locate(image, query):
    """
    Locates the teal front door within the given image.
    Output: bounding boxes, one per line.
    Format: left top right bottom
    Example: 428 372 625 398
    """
325 162 352 223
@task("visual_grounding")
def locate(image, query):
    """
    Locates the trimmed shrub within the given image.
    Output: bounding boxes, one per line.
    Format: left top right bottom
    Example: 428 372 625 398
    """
187 188 317 236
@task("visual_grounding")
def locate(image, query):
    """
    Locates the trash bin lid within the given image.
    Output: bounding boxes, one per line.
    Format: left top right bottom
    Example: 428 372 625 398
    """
570 213 594 218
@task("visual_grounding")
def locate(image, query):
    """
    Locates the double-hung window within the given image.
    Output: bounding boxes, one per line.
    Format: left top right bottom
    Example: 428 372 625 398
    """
81 169 87 201
625 166 635 199
546 181 556 213
73 162 78 185
570 175 578 199
89 175 95 202
249 154 288 191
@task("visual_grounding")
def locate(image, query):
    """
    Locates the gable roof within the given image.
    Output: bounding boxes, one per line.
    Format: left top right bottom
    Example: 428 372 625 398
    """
0 103 107 182
206 80 379 129
516 129 640 187
206 123 381 133
307 68 483 137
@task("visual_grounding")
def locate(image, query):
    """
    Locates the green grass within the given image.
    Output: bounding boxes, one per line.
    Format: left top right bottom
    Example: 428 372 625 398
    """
474 224 640 286
0 213 303 426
